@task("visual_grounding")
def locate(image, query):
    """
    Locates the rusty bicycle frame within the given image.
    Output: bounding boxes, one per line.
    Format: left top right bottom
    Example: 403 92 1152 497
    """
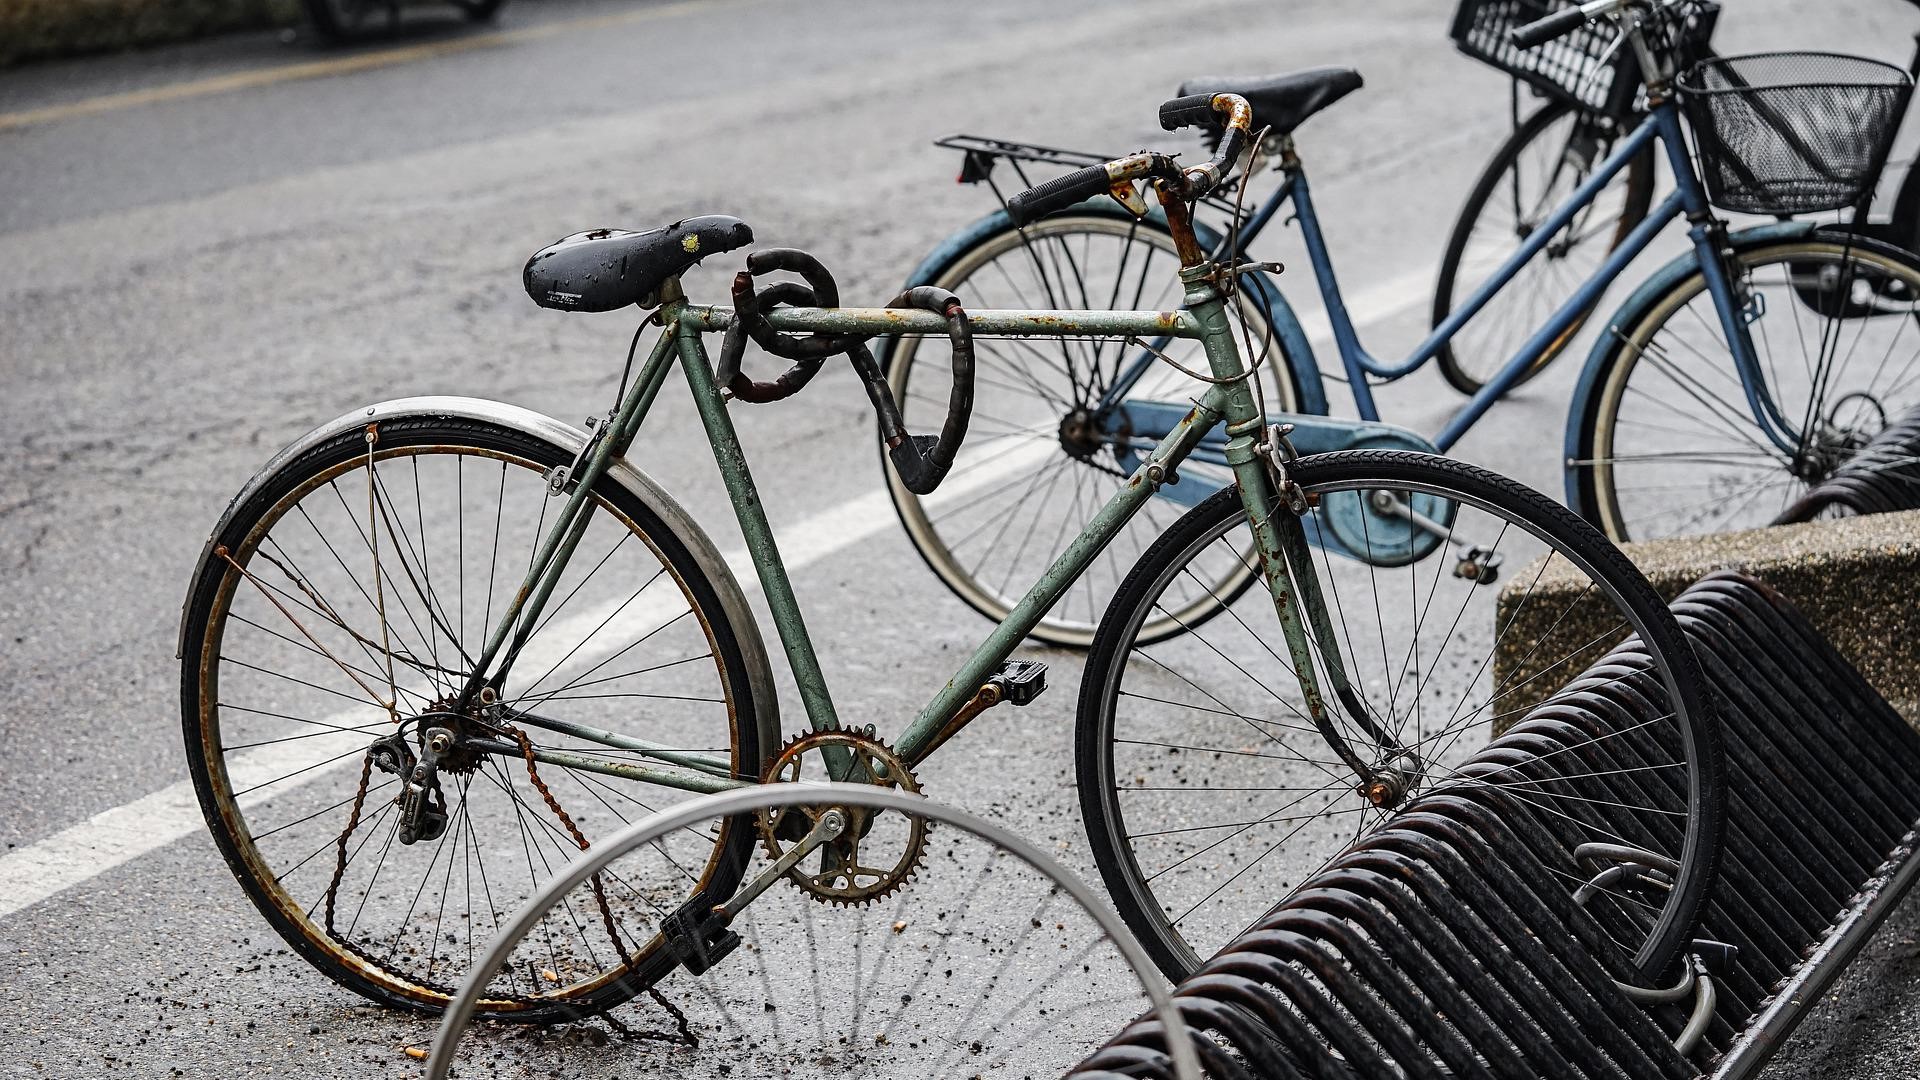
445 99 1396 796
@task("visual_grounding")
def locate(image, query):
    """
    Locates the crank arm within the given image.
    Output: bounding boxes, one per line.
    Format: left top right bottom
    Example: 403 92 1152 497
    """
715 808 847 921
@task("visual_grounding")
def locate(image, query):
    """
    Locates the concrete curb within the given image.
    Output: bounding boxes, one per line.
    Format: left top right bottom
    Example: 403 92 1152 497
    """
1495 509 1920 726
0 0 303 67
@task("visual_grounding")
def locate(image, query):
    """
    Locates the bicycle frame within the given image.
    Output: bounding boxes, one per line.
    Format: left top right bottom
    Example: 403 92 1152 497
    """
449 271 1371 794
1097 97 1805 458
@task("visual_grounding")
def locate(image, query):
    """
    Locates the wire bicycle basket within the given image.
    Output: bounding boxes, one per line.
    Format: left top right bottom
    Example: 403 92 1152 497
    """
1679 51 1914 216
1450 0 1718 120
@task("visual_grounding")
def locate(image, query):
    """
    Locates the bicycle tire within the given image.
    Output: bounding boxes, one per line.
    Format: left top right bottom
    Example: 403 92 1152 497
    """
1572 233 1920 541
881 207 1302 648
1077 450 1722 984
180 414 766 1022
1433 101 1656 396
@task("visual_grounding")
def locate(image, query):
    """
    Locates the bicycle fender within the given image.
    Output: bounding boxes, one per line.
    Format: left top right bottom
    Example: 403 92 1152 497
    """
888 202 1329 415
1561 219 1818 509
177 396 782 756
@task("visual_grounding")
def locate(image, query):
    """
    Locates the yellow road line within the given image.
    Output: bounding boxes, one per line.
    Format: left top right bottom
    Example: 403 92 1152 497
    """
0 0 724 133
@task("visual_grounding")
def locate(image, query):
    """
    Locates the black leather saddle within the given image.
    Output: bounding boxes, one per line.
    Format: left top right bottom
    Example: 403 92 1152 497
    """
523 215 753 312
1175 67 1363 136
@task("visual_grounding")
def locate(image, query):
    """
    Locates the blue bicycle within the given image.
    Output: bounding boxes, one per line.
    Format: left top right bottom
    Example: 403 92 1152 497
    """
885 0 1918 646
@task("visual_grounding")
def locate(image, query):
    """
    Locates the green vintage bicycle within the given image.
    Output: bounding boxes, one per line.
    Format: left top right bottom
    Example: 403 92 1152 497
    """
179 92 1721 1022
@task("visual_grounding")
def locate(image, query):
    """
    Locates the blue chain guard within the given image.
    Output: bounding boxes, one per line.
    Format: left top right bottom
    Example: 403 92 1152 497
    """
1108 403 1451 567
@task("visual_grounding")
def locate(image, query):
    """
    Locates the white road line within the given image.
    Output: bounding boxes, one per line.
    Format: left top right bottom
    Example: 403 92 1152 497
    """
0 440 1052 921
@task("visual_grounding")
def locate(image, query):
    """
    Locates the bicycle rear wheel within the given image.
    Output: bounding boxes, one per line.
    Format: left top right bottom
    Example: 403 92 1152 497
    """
1574 233 1920 541
884 210 1300 647
1078 451 1720 984
1433 101 1656 396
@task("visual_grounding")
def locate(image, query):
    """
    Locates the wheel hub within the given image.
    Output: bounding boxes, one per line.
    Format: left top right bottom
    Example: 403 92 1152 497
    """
1361 751 1425 810
1058 407 1108 462
413 694 493 775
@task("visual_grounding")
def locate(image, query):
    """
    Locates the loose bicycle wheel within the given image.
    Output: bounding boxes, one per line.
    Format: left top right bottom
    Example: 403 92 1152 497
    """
1432 101 1656 396
427 785 1203 1080
1574 233 1920 541
1078 451 1720 983
180 412 768 1021
884 210 1301 648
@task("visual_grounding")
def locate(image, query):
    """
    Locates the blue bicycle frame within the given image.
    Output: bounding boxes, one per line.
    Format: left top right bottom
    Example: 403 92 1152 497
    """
1102 95 1804 473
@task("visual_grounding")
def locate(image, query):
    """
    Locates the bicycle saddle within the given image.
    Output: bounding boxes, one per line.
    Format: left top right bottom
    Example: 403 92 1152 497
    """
1175 67 1363 136
524 215 753 312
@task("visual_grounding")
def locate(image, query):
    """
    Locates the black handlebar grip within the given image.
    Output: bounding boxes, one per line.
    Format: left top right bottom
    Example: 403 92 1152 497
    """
1510 5 1588 48
1006 163 1114 227
1158 93 1221 132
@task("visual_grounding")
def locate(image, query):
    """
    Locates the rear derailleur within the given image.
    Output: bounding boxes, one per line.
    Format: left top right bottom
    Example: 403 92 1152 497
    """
369 727 448 846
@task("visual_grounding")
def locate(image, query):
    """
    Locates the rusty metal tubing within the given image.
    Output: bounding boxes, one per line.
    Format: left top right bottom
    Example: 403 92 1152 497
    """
1277 891 1542 1080
1360 823 1692 1079
1396 797 1655 987
1064 571 1920 1079
1070 1040 1182 1080
1710 827 1920 1080
1084 1017 1250 1080
1680 594 1920 826
1677 601 1915 823
1297 868 1569 1078
1379 811 1696 1078
1338 843 1685 1079
1542 678 1848 934
1169 972 1335 1080
1531 703 1780 1013
1207 927 1441 1078
1159 993 1294 1080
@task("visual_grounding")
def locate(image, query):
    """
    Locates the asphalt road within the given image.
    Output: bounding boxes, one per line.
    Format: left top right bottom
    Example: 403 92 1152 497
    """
4 0 1920 1076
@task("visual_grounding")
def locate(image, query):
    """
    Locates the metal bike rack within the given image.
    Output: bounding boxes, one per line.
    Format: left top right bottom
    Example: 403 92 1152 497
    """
1071 571 1920 1079
1775 404 1920 522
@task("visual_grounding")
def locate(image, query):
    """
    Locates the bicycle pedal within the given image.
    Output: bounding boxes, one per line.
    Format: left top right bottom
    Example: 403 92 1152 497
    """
662 898 740 976
991 660 1048 707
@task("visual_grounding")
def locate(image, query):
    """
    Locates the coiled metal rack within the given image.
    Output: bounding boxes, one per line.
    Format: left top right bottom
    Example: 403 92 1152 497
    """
1069 571 1920 1079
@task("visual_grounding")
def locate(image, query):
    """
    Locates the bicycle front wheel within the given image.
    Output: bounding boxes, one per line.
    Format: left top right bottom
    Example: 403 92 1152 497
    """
1432 102 1655 396
180 413 768 1021
885 211 1300 647
1575 233 1920 541
1077 451 1720 983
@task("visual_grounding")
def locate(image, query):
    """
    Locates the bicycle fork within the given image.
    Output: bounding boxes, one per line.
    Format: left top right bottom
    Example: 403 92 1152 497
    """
1191 277 1412 803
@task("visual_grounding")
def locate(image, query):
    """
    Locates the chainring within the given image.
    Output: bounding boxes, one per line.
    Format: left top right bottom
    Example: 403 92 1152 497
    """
756 730 929 907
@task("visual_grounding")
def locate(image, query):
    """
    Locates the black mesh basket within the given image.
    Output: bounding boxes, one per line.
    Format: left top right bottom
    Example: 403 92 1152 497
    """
1450 0 1718 120
1679 51 1913 215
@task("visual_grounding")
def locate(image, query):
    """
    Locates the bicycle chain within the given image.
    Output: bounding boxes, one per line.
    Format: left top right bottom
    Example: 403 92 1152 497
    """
315 732 696 1045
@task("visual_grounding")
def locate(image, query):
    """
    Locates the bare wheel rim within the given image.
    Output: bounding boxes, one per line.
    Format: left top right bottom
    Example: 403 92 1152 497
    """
886 213 1294 647
428 785 1203 1080
183 422 754 1016
1587 240 1920 541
